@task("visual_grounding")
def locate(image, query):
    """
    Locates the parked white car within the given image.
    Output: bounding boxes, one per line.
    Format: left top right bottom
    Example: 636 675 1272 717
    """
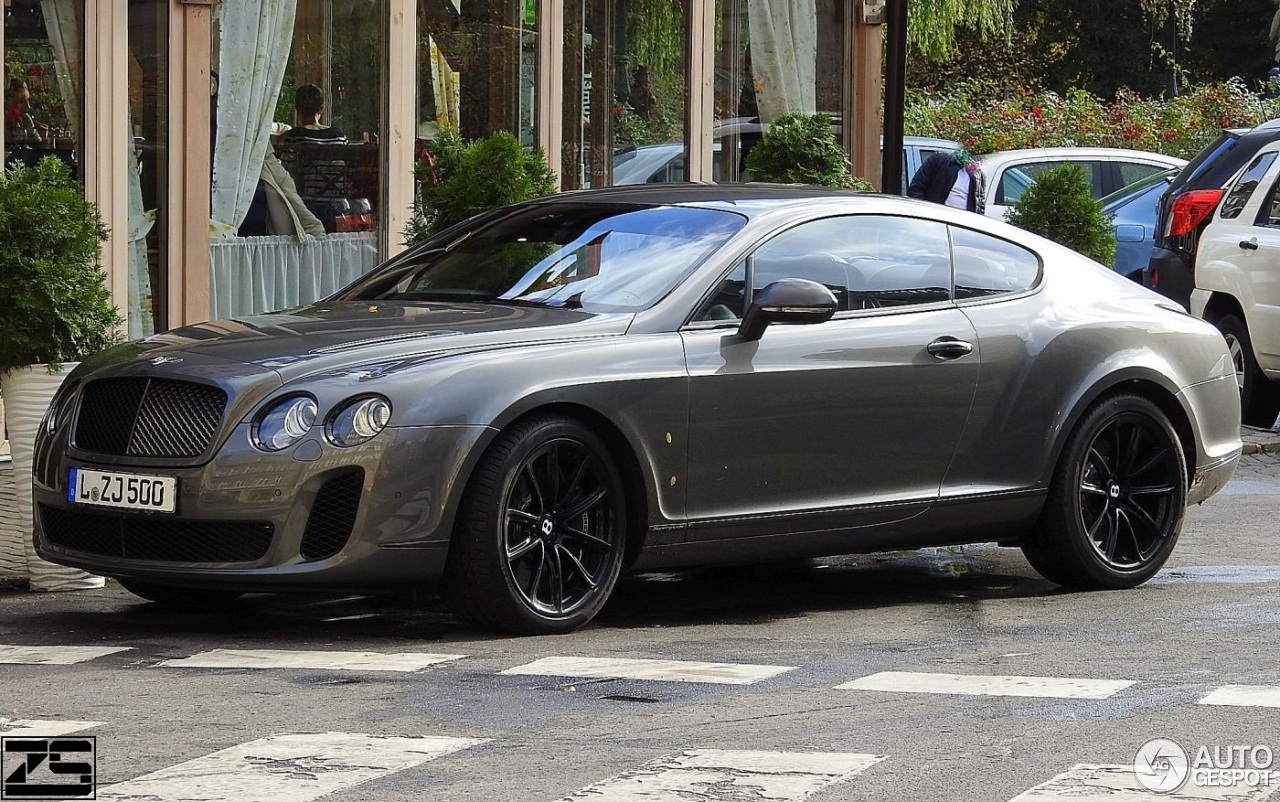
978 147 1188 220
1190 139 1280 427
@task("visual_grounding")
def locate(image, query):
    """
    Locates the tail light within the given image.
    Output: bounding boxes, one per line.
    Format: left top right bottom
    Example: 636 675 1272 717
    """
1167 189 1225 238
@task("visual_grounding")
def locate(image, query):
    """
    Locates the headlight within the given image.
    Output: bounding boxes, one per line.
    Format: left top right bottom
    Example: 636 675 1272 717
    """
253 395 318 452
326 396 392 447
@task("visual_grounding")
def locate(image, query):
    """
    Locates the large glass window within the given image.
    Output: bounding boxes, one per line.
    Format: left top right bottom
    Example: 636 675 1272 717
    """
128 0 166 337
4 0 81 171
208 0 384 321
711 0 845 183
563 0 689 189
417 0 538 147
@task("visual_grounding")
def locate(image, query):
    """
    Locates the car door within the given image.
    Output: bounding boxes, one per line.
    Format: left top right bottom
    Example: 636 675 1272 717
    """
1198 146 1280 372
680 214 980 541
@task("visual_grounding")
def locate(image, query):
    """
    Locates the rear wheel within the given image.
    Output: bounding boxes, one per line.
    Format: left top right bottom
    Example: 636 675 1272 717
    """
443 415 627 634
1217 314 1280 428
1022 393 1186 589
117 579 244 606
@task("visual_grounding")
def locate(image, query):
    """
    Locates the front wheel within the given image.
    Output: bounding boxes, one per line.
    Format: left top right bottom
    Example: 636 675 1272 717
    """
1217 313 1280 428
1022 393 1186 589
443 415 627 634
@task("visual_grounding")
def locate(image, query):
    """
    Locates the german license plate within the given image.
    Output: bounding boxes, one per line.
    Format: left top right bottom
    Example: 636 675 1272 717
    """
69 468 176 513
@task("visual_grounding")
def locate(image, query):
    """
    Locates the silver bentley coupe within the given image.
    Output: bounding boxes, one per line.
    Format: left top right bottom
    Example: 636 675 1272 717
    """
32 185 1242 634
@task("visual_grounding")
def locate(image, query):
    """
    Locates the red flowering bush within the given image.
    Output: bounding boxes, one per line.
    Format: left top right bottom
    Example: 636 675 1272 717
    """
906 79 1280 159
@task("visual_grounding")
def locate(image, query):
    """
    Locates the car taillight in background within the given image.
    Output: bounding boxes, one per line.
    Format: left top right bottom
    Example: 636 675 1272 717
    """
1167 189 1225 238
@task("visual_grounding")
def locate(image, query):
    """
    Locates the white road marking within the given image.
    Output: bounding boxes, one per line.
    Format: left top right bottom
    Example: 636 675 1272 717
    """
0 645 131 665
835 671 1134 699
95 732 486 802
1199 685 1280 708
553 749 884 801
156 648 465 672
1006 763 1279 800
0 718 104 737
500 656 794 685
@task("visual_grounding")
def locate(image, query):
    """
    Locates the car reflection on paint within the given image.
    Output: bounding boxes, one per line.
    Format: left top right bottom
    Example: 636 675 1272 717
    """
33 184 1241 634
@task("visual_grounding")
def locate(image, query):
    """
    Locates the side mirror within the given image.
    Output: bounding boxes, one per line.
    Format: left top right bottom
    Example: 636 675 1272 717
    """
737 278 838 341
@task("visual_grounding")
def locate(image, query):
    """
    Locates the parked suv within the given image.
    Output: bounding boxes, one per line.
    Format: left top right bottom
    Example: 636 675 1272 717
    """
1145 118 1280 309
1190 139 1280 427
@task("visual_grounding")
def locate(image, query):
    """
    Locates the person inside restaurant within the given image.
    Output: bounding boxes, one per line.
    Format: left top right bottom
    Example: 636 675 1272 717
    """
281 83 346 144
4 78 45 145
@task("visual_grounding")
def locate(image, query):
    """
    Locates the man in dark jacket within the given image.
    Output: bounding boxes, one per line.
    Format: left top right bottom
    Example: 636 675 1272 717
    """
907 150 985 214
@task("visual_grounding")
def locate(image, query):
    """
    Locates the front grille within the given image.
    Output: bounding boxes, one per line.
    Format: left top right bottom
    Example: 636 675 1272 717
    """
76 378 228 458
299 470 364 561
39 505 273 563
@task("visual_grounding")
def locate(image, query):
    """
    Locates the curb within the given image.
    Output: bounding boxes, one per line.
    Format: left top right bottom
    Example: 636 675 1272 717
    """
1242 442 1280 455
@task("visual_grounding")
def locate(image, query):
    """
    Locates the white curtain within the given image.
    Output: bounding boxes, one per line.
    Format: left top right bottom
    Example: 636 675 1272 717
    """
209 232 380 318
212 0 299 236
747 0 817 122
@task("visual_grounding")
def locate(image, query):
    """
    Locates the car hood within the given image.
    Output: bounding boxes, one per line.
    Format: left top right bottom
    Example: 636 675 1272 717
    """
90 302 635 384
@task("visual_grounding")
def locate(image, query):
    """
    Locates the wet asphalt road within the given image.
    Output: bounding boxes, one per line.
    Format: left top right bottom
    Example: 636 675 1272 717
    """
2 451 1279 801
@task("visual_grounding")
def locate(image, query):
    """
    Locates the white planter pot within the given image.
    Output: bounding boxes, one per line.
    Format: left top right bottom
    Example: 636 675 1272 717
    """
0 364 105 591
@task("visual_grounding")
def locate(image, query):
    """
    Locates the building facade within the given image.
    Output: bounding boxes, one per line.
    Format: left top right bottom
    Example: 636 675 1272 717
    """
2 0 883 341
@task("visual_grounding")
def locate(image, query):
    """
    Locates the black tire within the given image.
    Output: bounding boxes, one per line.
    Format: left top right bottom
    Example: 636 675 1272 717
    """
443 415 627 634
117 578 244 606
1022 393 1186 589
1217 314 1280 428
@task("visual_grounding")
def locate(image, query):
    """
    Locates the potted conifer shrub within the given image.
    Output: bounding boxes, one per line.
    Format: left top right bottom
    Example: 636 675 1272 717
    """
744 112 875 190
0 156 120 590
1005 163 1117 266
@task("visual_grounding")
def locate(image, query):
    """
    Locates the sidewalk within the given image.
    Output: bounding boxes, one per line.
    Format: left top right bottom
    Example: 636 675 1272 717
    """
1241 421 1280 455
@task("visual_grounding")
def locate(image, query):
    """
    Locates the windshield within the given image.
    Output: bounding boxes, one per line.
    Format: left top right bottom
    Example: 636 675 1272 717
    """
340 204 746 313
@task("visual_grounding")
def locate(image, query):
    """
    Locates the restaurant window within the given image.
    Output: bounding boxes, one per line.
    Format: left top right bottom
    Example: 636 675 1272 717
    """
563 0 689 189
209 0 384 321
128 1 166 337
417 0 538 147
712 0 845 183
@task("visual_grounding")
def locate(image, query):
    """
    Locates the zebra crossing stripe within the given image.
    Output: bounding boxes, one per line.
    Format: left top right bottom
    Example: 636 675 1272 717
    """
0 718 103 737
552 749 884 801
835 671 1134 699
94 732 486 802
501 656 794 685
1005 763 1278 800
0 645 131 665
1198 685 1280 709
156 648 465 673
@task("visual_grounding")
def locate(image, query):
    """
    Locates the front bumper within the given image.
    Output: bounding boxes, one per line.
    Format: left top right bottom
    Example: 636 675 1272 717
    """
33 423 492 592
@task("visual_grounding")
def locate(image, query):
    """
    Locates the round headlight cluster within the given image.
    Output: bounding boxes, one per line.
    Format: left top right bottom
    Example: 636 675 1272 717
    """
254 396 318 452
327 396 392 447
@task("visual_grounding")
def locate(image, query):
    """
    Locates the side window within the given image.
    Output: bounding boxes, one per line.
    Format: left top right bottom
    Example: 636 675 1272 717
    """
999 160 1103 204
1118 162 1168 186
693 262 747 322
1264 175 1280 227
748 215 952 310
950 226 1041 299
1221 152 1277 220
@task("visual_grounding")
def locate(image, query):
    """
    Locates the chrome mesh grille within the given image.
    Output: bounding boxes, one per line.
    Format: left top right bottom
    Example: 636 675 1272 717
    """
76 378 228 458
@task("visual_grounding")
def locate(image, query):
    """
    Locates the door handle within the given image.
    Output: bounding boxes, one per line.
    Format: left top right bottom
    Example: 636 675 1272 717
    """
927 337 974 359
1240 238 1259 251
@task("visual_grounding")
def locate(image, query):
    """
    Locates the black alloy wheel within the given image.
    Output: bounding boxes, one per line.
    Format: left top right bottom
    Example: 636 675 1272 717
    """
1022 393 1186 589
444 415 627 634
1217 314 1280 428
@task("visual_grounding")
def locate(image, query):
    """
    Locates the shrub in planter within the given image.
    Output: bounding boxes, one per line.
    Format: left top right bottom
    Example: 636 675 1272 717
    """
1005 163 1116 266
406 130 558 244
0 156 120 374
744 112 874 190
